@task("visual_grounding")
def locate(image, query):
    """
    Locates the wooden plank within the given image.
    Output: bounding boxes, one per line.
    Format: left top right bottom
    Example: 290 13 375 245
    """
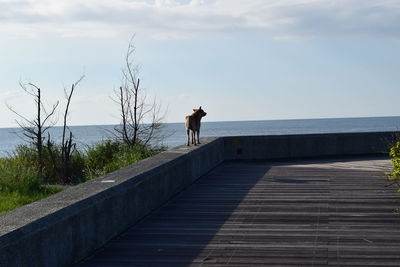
77 156 400 266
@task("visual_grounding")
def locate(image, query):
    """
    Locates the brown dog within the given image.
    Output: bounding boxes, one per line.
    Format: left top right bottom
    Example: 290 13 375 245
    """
185 106 207 146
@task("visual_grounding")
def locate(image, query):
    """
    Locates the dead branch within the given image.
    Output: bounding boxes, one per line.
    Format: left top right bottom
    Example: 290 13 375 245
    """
114 36 167 147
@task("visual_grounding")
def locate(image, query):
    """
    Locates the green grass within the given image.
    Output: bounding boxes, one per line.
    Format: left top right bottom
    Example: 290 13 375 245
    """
0 186 63 215
0 140 164 214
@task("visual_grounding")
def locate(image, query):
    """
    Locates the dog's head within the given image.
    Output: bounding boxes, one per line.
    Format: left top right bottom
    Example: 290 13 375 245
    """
193 106 207 117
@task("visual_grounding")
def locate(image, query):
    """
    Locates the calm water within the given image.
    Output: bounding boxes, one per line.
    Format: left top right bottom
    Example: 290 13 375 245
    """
1 116 400 156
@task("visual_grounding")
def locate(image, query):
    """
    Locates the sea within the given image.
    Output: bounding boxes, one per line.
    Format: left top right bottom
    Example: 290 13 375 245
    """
1 116 400 157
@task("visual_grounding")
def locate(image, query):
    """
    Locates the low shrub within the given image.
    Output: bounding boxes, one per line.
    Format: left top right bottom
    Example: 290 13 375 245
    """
84 140 163 179
389 140 400 185
0 139 165 213
0 157 41 193
8 144 86 185
84 140 122 176
45 142 86 184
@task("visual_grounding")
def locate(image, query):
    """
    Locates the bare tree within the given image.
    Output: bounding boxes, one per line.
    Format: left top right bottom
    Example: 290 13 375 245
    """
47 76 84 184
7 83 59 177
114 36 165 146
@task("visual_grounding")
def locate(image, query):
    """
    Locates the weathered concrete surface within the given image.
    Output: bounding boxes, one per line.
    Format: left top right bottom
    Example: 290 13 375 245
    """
224 132 397 160
0 137 224 267
0 132 398 267
78 156 400 266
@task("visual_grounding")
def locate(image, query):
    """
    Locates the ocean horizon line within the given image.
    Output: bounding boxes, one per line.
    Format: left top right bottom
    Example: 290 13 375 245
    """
1 115 400 130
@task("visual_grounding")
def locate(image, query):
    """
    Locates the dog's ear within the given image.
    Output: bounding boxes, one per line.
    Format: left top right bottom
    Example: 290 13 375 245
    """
199 106 202 109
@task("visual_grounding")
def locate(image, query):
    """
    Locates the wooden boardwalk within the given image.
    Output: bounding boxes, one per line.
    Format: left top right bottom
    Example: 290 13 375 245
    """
78 156 400 266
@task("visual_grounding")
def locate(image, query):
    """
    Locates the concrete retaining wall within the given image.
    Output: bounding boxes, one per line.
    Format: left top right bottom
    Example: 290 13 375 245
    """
224 132 398 160
0 137 224 267
0 132 397 266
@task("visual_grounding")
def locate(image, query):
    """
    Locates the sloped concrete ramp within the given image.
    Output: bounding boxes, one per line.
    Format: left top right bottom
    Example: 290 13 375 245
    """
78 156 400 266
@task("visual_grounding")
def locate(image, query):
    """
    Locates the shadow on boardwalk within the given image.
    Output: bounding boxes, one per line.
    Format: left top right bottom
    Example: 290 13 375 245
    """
78 156 400 266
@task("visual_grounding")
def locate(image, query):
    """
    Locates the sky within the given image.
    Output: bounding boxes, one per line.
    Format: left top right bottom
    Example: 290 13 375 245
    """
0 0 400 127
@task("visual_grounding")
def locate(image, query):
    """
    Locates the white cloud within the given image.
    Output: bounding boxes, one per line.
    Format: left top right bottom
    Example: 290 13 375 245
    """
0 0 399 40
151 31 195 40
0 90 23 103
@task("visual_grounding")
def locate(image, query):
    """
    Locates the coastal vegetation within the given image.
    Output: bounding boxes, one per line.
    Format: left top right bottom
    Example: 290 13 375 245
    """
0 141 163 214
0 136 165 215
0 37 166 214
389 139 400 190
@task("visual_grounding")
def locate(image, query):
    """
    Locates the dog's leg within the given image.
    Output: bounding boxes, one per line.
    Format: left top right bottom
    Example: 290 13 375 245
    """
192 130 197 145
197 129 201 144
186 129 190 146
